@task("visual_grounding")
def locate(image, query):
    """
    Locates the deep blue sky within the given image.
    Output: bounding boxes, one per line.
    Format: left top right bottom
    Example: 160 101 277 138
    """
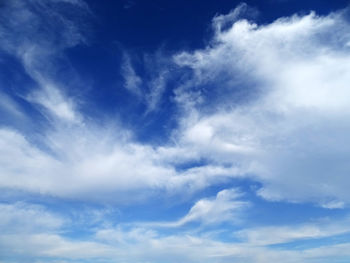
86 0 348 49
65 0 350 142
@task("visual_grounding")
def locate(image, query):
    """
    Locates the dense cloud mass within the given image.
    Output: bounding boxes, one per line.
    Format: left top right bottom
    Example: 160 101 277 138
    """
1 0 350 262
173 5 350 206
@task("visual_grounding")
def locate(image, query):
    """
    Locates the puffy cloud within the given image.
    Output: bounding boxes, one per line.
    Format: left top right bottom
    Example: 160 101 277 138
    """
172 5 350 206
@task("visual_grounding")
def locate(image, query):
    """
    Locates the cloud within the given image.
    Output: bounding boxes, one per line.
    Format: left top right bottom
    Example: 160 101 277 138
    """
0 202 64 234
0 126 170 201
0 92 25 119
173 188 249 226
141 188 249 227
121 50 172 113
0 0 88 124
121 53 143 97
0 0 184 201
236 218 350 246
1 2 350 262
0 202 117 261
0 122 249 202
0 0 242 203
145 68 169 113
1 0 350 210
1 201 350 263
172 5 350 206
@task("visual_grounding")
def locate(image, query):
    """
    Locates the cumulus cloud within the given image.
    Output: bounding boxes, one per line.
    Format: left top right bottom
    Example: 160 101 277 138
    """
172 5 350 206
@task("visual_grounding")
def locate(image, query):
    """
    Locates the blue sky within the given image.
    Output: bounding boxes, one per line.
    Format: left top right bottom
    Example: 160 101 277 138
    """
1 0 350 262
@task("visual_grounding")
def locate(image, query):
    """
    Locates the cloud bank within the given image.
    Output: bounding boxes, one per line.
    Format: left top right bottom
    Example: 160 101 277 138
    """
172 5 350 206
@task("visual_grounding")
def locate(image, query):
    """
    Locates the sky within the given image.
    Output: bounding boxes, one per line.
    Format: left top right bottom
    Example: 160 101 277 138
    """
1 0 350 262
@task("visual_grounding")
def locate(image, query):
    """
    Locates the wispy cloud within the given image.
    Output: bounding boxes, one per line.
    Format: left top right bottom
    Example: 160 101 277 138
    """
0 0 88 124
236 218 350 246
2 200 350 263
142 188 249 227
121 53 143 97
121 49 172 113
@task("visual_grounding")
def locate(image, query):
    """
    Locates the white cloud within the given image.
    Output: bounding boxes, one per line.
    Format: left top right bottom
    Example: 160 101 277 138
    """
144 188 249 227
0 233 117 260
0 92 25 119
0 202 64 233
0 0 87 124
121 50 171 113
1 1 350 209
321 200 346 209
145 69 169 113
0 0 249 202
0 122 249 202
90 221 350 263
172 6 350 206
0 202 117 260
236 218 350 246
1 2 350 262
174 188 249 226
121 54 143 97
0 126 172 201
25 69 81 123
1 201 350 263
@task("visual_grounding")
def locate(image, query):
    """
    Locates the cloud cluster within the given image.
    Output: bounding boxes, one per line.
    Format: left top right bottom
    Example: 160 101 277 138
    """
1 201 350 263
1 1 350 209
172 6 350 206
